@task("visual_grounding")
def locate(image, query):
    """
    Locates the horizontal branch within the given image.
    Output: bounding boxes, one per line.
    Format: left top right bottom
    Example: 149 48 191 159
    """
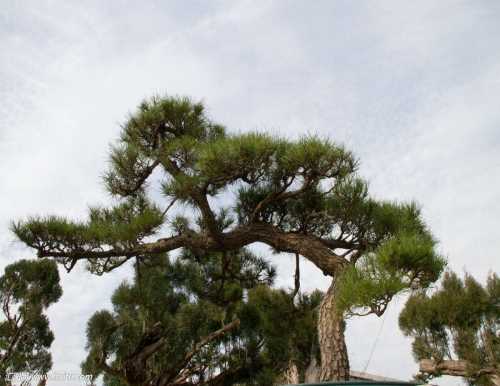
420 359 499 382
34 223 354 276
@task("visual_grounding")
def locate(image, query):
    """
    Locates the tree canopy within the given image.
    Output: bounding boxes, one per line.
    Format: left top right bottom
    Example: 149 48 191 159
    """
12 95 445 380
400 271 499 386
0 259 62 382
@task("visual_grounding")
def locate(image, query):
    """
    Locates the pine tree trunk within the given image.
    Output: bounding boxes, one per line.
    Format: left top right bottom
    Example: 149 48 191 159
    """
318 277 350 381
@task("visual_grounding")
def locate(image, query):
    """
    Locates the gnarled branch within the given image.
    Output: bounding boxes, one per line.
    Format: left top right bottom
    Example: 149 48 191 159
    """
420 359 500 384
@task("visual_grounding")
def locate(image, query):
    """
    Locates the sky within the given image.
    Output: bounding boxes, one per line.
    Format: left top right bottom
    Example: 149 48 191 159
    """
1 1 500 385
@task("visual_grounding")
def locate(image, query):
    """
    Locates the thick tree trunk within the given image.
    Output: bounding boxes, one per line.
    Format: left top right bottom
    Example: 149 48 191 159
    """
318 277 349 381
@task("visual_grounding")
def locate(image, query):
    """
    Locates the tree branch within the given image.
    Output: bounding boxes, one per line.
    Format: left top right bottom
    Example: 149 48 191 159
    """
114 159 161 196
420 359 499 381
180 319 240 371
291 253 300 302
191 190 221 241
158 319 241 386
34 223 349 276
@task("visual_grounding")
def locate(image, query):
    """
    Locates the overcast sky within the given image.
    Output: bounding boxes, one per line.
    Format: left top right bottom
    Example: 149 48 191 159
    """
1 1 500 385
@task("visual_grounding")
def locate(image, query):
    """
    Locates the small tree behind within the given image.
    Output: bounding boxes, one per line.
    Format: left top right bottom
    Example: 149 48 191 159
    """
399 271 499 386
0 259 62 384
82 249 321 386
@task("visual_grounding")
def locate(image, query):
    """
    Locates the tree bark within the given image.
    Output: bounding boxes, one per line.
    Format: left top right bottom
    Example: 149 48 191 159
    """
276 360 300 385
318 277 349 381
36 223 351 277
304 356 321 383
420 359 500 386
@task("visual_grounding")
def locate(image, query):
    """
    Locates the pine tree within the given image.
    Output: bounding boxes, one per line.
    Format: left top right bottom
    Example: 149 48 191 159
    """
400 271 499 386
0 259 62 385
13 95 445 381
81 248 321 386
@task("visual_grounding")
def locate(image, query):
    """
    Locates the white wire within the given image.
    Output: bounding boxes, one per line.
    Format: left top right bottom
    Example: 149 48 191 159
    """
363 304 389 373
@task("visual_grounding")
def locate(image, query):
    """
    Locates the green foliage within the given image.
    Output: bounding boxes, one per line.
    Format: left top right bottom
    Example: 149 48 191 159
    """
12 195 164 273
0 259 62 379
399 271 499 385
83 249 321 386
82 250 320 385
12 95 446 381
13 96 441 283
13 195 164 250
105 96 225 196
197 132 281 185
337 202 446 316
242 286 322 378
12 97 362 251
87 195 164 243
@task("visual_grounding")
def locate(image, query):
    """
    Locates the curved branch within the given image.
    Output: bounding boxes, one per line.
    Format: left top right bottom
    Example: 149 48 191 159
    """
178 319 240 374
129 159 161 195
109 159 161 196
162 157 220 239
34 224 350 276
250 176 298 221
